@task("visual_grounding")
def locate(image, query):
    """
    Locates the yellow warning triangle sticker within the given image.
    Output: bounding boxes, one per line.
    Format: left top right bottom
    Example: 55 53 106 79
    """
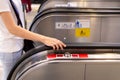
75 28 90 37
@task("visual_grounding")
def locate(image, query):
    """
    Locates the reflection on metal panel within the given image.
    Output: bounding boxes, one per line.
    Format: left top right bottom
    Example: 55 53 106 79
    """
40 0 120 12
18 62 85 80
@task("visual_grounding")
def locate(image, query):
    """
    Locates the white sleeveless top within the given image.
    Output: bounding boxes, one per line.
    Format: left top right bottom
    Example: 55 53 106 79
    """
0 0 25 53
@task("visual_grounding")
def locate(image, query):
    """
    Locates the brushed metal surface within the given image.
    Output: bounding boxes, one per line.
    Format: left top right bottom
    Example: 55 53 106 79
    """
31 14 120 46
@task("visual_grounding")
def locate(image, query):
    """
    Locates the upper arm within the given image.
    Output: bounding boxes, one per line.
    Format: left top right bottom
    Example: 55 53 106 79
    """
0 12 17 32
0 0 17 32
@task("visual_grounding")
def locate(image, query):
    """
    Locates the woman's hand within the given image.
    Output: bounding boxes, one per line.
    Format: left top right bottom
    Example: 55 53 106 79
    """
42 36 66 50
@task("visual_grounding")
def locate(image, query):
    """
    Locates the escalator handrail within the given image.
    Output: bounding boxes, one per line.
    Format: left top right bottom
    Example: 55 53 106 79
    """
37 0 48 12
29 7 120 31
7 45 52 80
36 7 120 20
7 43 120 80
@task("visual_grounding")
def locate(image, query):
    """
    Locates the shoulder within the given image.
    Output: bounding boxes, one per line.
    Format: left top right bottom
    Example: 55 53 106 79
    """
0 0 10 12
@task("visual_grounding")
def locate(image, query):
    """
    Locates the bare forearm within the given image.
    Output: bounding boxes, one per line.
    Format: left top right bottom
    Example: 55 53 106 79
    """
10 25 46 42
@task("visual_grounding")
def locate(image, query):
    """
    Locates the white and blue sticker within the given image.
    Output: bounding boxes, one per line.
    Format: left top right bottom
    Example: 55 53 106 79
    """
56 22 75 29
75 20 90 28
55 20 90 29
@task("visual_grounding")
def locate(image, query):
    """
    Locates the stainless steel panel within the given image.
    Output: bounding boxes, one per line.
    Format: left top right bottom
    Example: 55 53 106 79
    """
84 1 120 8
11 49 120 80
32 14 101 46
30 0 120 46
86 63 120 80
32 14 120 46
18 62 85 80
101 17 120 43
54 15 101 43
40 0 120 12
16 60 120 80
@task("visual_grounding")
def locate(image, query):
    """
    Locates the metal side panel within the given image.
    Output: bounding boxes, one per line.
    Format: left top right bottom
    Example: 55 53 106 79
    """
86 62 120 80
39 0 120 12
17 61 85 80
84 1 120 8
54 15 101 43
31 14 101 46
101 16 120 43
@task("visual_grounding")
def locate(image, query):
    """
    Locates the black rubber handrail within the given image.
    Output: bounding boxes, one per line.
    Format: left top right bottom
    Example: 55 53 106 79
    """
37 0 47 12
7 43 120 80
7 45 52 80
